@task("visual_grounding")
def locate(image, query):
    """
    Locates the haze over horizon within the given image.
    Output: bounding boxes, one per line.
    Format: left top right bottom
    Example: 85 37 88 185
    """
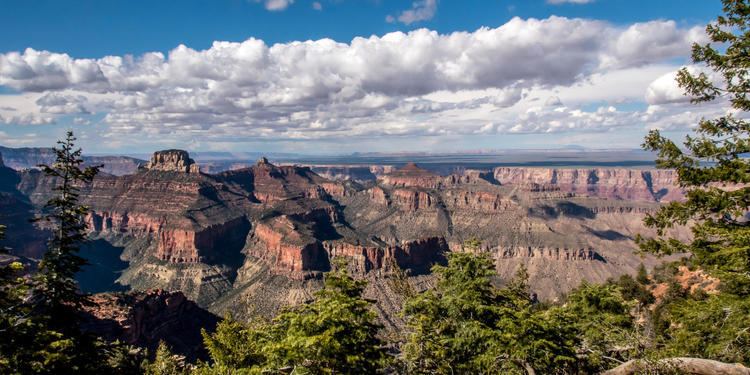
0 0 725 154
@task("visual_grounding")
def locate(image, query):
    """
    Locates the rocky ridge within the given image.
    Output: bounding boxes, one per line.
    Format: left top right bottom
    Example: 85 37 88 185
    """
146 149 200 174
80 289 219 360
4 151 689 327
0 145 145 176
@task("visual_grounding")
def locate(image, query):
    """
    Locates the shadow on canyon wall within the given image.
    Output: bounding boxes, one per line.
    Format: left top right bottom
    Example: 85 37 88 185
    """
77 239 130 293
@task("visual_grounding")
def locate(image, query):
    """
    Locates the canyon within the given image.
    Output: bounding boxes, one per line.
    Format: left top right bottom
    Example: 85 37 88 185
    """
0 148 688 329
80 289 219 360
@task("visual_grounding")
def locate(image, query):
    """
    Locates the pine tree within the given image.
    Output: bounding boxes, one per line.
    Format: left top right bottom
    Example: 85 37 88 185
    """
198 316 267 372
637 0 750 296
261 259 388 373
636 263 649 285
0 224 32 372
0 131 108 374
402 245 578 374
33 130 100 314
606 0 750 371
564 282 641 372
145 342 188 375
0 224 26 320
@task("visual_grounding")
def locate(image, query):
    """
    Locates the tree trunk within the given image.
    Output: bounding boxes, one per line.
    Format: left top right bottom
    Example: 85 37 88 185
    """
603 357 750 375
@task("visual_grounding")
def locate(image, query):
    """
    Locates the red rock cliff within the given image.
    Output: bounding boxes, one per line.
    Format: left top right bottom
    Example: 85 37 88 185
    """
146 149 200 174
324 237 448 273
493 167 681 202
249 217 329 278
80 290 219 360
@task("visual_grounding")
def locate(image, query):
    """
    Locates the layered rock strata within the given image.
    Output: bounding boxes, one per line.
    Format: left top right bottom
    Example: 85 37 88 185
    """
4 152 691 323
500 246 602 261
323 237 448 273
492 167 681 202
146 149 200 173
80 290 219 360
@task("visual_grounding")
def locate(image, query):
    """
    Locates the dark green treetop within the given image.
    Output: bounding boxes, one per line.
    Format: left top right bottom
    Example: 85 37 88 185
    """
34 130 100 312
639 0 750 296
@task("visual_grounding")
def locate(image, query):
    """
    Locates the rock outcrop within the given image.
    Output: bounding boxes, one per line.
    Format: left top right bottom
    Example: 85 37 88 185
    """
146 150 200 173
443 190 515 212
249 218 330 278
80 290 219 360
379 163 443 189
4 150 692 324
391 188 434 211
324 237 448 273
500 246 603 261
0 145 145 175
493 167 682 202
0 155 48 258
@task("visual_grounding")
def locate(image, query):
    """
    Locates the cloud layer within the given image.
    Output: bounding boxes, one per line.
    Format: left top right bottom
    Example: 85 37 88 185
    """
0 16 718 151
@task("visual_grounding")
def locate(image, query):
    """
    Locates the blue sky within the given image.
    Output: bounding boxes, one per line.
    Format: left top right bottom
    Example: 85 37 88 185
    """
0 1 720 57
0 1 728 154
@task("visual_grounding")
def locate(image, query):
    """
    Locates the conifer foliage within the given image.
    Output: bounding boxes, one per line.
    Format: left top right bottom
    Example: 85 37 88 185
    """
638 0 750 297
34 130 100 313
632 0 750 366
0 131 106 374
197 259 388 374
402 244 578 374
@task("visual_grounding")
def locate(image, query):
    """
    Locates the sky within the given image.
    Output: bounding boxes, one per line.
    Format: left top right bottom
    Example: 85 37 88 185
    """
0 0 727 155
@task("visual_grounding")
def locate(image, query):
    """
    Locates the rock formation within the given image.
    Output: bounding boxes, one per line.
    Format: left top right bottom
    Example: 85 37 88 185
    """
146 149 200 173
0 145 145 176
492 167 682 202
3 151 691 325
0 154 48 258
500 246 602 261
378 162 443 188
79 290 219 360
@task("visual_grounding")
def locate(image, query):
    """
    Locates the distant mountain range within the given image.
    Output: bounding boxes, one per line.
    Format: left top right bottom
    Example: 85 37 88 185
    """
0 145 659 177
0 145 146 176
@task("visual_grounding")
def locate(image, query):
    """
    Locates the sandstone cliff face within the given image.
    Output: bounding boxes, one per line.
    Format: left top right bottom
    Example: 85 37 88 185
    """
500 246 602 261
378 163 443 189
368 186 389 206
0 158 48 258
492 167 681 202
319 182 348 198
443 190 515 212
146 149 200 174
323 237 448 273
5 149 691 322
249 218 329 278
0 146 144 175
80 290 219 360
391 188 434 211
142 217 249 264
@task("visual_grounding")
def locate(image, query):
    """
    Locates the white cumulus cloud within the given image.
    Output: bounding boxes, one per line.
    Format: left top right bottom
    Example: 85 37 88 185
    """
253 0 293 11
0 16 718 148
388 0 438 25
